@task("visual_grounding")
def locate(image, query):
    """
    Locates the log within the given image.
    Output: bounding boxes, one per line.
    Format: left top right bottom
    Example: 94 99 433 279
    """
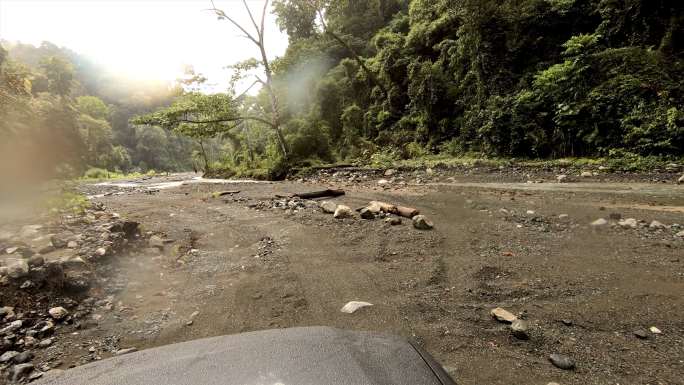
395 206 420 218
286 189 345 200
217 190 241 197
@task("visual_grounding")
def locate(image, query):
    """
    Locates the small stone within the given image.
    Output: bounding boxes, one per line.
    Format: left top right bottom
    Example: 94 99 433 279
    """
377 179 390 186
676 230 684 238
360 208 376 220
649 220 666 230
618 218 638 229
412 215 434 230
13 351 34 364
580 171 592 178
67 240 78 249
556 175 568 183
149 235 165 249
340 301 373 314
558 214 569 220
510 319 530 340
38 338 54 348
48 307 69 320
384 169 396 177
0 351 19 363
50 236 67 249
10 363 34 382
27 256 45 268
95 247 107 257
333 205 353 219
591 218 608 227
38 245 55 254
490 307 517 323
319 201 337 214
547 383 561 385
649 326 662 334
1 320 23 333
549 353 575 370
115 347 137 356
678 174 684 185
7 260 29 279
526 210 535 215
633 330 649 339
385 217 402 226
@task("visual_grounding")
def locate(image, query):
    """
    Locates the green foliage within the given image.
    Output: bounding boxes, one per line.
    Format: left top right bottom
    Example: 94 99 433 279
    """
46 191 90 214
268 0 683 162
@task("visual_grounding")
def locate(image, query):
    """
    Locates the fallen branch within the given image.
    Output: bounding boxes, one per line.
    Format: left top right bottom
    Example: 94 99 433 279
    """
277 189 345 200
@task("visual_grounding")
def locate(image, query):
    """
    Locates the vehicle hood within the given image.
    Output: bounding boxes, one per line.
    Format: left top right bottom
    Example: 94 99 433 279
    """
35 327 454 385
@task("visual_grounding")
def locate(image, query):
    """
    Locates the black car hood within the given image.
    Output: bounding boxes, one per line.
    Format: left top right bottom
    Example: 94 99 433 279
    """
36 327 455 385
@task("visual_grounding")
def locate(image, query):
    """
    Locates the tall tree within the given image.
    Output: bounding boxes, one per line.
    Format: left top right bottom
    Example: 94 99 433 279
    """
209 0 289 158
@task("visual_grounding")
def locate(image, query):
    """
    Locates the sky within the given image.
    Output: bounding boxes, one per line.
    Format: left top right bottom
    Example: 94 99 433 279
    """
0 0 290 92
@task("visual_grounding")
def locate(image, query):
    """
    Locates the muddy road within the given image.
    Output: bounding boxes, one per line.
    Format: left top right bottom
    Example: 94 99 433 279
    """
15 171 684 384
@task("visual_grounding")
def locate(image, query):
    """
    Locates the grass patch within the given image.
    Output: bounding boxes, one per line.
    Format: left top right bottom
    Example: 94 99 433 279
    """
46 191 90 214
80 167 157 181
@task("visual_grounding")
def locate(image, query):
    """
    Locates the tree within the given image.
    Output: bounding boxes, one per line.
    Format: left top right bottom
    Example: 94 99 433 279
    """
209 0 289 158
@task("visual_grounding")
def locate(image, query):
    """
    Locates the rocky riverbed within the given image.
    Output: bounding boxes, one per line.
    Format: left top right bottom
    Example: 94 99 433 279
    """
1 166 683 384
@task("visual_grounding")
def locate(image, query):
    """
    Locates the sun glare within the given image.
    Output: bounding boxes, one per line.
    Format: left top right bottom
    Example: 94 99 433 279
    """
0 0 288 87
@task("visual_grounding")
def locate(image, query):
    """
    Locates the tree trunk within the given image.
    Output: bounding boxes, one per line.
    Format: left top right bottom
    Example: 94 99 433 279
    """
198 139 210 171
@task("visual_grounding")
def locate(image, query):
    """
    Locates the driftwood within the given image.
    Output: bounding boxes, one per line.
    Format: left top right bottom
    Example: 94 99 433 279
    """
360 201 420 218
277 189 345 200
395 206 420 218
217 190 241 197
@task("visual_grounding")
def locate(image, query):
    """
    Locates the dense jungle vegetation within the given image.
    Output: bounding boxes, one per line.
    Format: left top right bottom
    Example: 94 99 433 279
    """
2 0 683 180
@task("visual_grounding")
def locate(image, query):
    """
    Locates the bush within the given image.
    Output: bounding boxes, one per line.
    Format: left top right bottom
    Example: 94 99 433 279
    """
83 167 110 179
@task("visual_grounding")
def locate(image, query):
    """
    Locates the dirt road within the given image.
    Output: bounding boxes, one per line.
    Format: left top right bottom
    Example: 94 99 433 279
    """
41 172 684 384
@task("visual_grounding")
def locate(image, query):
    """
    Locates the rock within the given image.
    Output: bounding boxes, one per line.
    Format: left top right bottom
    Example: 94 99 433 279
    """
510 319 530 340
649 326 662 334
62 257 86 268
7 260 29 279
377 179 390 186
360 208 376 220
340 301 373 314
38 245 55 254
9 363 34 382
38 338 54 348
490 307 517 323
48 307 69 320
384 169 396 177
412 215 434 230
678 174 684 185
547 383 561 385
618 218 638 229
649 220 666 230
633 329 649 339
556 175 568 183
95 247 107 257
63 271 91 292
27 256 44 268
590 218 608 227
0 351 18 363
13 350 33 364
67 241 78 249
115 347 137 356
149 235 165 249
319 201 337 214
558 214 569 220
50 236 67 249
549 353 575 370
385 217 402 226
676 230 684 238
526 210 536 215
580 171 592 178
333 205 353 219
